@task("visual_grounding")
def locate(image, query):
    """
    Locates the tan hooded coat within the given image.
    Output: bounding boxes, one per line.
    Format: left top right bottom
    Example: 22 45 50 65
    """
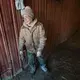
19 19 47 54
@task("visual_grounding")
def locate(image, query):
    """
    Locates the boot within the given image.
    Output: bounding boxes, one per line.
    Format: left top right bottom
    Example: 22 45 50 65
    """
40 65 48 72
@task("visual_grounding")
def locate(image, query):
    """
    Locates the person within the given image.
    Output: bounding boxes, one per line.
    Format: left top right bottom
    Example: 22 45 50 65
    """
19 6 48 75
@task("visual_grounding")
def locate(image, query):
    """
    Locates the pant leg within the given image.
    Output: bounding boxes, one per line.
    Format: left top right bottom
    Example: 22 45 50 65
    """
37 56 46 66
37 56 48 72
27 51 36 73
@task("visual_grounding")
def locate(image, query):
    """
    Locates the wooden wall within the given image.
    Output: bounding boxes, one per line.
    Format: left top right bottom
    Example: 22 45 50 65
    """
0 0 80 78
24 0 80 49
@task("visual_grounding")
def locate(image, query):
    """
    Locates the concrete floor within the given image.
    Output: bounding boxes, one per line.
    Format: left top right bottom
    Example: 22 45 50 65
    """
13 30 80 80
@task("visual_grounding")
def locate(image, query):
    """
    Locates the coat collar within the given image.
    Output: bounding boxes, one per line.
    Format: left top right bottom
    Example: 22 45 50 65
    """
23 18 37 28
22 19 38 33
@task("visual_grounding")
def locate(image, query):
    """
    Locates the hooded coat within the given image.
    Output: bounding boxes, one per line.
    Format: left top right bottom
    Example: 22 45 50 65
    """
19 19 47 54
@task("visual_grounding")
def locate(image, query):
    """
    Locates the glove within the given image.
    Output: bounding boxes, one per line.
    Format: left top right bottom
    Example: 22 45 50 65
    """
20 51 24 60
37 51 41 57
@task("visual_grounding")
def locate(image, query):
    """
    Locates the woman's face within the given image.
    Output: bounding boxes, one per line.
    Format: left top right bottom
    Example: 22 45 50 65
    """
23 15 32 24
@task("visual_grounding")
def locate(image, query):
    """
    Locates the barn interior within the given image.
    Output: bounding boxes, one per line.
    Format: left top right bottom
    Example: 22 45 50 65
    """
0 0 80 80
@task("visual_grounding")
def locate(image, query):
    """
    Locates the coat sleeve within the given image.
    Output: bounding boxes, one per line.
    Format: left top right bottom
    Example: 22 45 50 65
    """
37 23 47 52
19 28 25 52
